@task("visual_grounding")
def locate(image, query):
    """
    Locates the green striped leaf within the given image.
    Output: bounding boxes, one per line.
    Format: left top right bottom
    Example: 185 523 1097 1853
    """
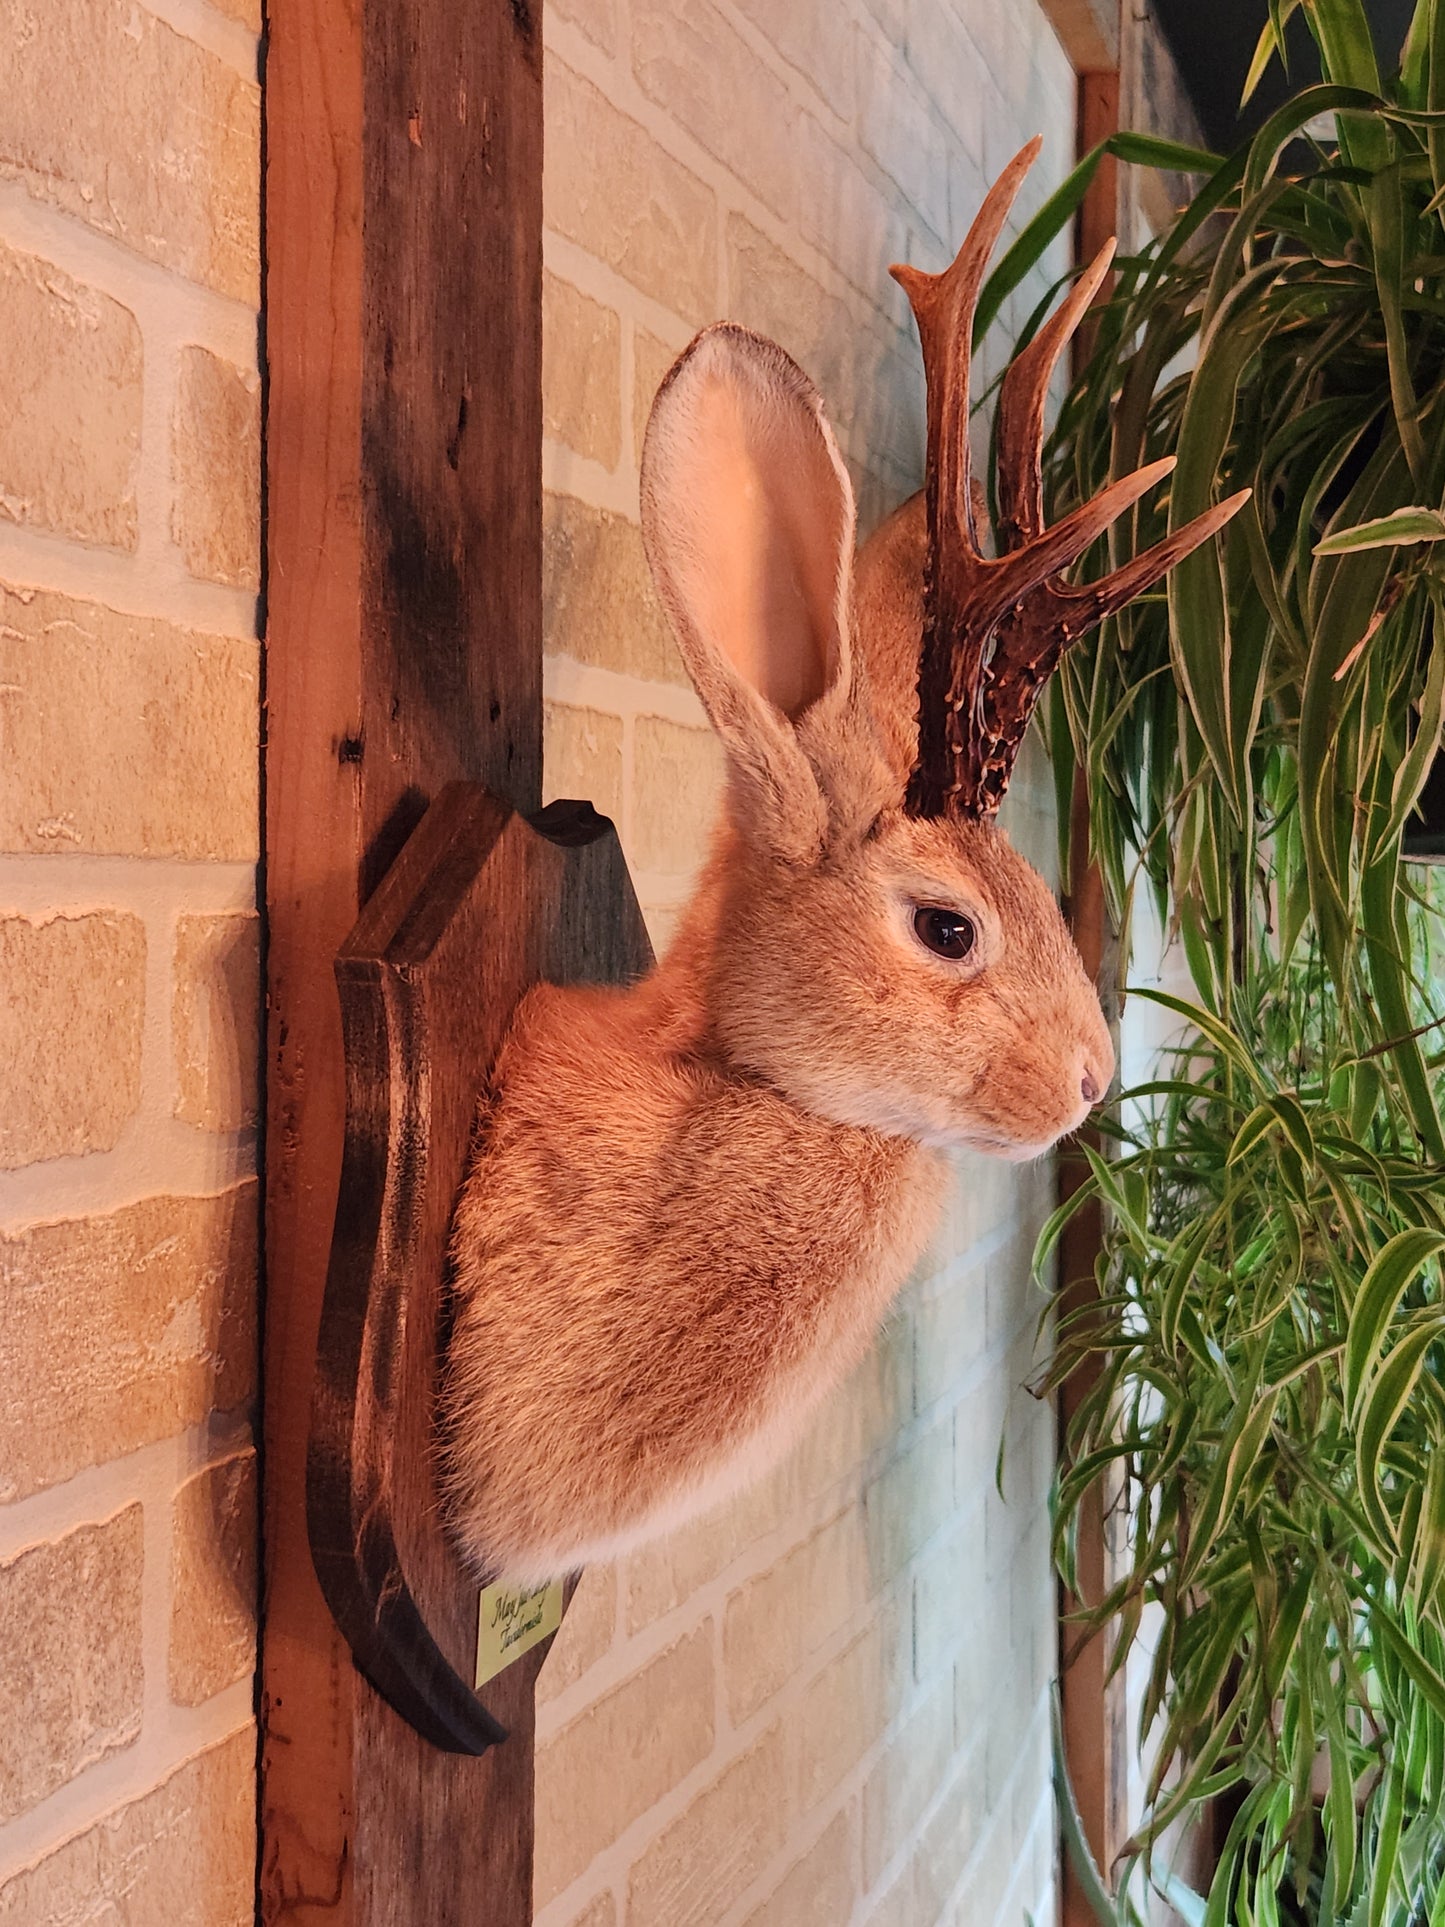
1410 1443 1445 1610
1342 1229 1445 1420
1355 1315 1445 1550
1314 507 1445 551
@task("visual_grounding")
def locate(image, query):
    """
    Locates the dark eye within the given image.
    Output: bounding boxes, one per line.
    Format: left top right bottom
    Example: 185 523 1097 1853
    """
913 906 977 960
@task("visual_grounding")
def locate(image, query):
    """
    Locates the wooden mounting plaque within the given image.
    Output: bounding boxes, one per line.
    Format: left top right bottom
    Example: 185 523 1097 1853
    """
305 783 650 1897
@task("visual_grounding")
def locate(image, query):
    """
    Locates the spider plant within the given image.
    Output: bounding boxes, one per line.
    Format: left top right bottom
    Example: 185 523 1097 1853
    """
975 0 1445 1915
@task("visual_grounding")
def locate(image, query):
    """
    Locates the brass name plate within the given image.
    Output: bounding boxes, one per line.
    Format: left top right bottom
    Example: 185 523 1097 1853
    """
475 1579 564 1687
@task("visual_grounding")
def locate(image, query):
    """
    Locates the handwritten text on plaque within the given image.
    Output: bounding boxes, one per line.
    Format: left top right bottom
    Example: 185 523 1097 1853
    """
475 1579 564 1687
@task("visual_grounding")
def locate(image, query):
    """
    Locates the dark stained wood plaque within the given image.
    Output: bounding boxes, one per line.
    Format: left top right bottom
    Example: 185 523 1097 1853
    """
307 785 651 1762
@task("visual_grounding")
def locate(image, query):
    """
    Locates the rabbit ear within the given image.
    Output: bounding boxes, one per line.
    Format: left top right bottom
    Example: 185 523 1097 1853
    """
641 324 879 865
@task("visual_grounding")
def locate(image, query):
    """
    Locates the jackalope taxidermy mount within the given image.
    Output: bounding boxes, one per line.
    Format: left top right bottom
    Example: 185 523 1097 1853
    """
443 140 1248 1581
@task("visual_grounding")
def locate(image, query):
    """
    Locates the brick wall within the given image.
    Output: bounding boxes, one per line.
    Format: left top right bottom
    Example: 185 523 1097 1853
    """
534 3 1077 1923
0 0 261 1917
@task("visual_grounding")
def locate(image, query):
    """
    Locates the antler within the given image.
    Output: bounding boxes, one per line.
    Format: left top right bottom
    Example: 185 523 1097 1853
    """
892 139 1250 819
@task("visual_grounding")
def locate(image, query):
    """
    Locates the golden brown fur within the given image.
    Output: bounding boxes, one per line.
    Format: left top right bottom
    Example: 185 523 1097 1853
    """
443 325 1112 1582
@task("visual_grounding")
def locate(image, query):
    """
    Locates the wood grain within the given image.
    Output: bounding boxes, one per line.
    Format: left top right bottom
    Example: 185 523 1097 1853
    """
1058 50 1129 1927
1038 0 1119 72
263 0 548 1915
261 0 365 1909
307 784 650 1916
308 788 650 1761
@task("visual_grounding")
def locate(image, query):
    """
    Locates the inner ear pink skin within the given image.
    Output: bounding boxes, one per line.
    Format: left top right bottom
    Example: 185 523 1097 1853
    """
689 380 846 718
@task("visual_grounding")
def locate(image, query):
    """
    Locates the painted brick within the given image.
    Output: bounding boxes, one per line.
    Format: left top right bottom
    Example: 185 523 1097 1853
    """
172 348 261 589
625 1463 791 1634
0 1508 142 1821
537 1564 617 1706
0 1728 255 1925
544 271 623 468
627 1724 791 1927
1005 1535 1052 1722
729 0 853 111
550 0 619 56
852 462 911 548
955 1368 1009 1524
978 72 1033 189
0 582 261 860
863 1414 955 1583
913 1268 987 1412
0 0 259 303
1005 728 1061 866
861 1686 955 1889
795 111 912 326
725 212 855 430
908 1746 983 1924
855 31 951 241
980 1370 1046 1589
543 702 625 827
0 242 140 550
0 911 144 1169
543 492 684 687
632 325 681 464
565 1898 617 1927
796 1604 906 1813
861 0 985 165
952 0 1034 126
210 0 262 27
947 147 995 280
632 0 798 223
627 712 723 875
786 1307 914 1502
933 1147 1015 1261
725 213 921 483
866 1865 917 1927
534 1626 714 1904
913 1519 987 1688
954 1632 990 1754
984 1230 1034 1354
169 1449 258 1706
1006 1714 1051 1883
545 59 717 325
0 1185 258 1502
723 1504 869 1723
630 715 725 877
639 899 684 955
743 1806 856 1927
998 1384 1051 1525
173 912 261 1133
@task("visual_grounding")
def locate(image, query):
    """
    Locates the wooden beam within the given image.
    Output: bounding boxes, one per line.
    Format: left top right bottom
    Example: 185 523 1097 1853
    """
261 0 543 1917
1039 0 1119 78
1056 796 1126 1926
1078 72 1121 264
1058 49 1128 1927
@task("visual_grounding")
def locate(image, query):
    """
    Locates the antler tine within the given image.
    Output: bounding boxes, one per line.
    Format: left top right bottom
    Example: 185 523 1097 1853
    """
1057 488 1253 635
893 138 1041 821
896 147 1254 822
988 456 1177 622
994 238 1116 552
969 489 1253 818
891 136 1041 562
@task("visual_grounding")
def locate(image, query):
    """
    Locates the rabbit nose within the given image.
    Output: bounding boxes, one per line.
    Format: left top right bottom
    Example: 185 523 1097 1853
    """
1081 1068 1103 1106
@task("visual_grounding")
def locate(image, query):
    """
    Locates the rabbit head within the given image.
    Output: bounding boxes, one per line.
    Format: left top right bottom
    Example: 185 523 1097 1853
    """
639 142 1247 1160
